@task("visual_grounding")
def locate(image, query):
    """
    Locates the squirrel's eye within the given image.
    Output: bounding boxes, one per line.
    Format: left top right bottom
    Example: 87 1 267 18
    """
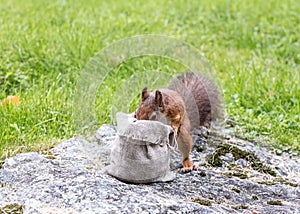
150 112 157 120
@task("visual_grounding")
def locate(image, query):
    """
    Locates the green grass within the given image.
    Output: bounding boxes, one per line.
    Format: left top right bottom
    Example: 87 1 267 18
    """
0 0 299 158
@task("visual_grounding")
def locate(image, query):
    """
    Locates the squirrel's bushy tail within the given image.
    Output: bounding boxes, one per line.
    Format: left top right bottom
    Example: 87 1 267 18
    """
168 72 223 129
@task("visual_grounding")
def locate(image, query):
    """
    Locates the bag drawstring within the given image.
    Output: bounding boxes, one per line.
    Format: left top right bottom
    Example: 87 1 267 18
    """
167 133 180 155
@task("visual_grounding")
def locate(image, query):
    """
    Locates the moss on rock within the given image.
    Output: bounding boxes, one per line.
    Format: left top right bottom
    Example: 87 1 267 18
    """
232 205 249 210
224 171 248 179
231 187 241 193
198 171 207 177
258 178 298 187
275 178 298 187
267 200 283 206
0 203 24 214
0 160 4 169
206 143 276 176
191 198 212 206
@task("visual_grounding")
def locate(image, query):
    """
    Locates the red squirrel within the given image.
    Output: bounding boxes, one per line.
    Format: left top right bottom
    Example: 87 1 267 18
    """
134 72 222 172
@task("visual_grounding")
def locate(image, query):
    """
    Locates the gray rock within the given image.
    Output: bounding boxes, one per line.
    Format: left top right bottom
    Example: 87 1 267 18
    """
0 125 299 214
220 153 234 163
95 124 117 144
235 158 247 168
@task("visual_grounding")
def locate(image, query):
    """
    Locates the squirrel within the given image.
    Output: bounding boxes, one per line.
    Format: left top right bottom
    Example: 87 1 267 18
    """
134 72 222 172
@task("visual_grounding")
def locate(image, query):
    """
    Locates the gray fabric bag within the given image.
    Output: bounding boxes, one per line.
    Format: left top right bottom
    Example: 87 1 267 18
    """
105 112 176 183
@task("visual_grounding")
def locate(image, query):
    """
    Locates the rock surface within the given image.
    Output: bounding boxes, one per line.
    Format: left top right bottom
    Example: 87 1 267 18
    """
0 124 299 214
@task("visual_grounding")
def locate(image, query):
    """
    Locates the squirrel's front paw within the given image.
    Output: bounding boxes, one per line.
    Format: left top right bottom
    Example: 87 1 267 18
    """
181 158 198 173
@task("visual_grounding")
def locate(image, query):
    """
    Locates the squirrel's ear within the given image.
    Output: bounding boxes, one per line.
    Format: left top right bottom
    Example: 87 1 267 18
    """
155 90 164 108
142 87 149 101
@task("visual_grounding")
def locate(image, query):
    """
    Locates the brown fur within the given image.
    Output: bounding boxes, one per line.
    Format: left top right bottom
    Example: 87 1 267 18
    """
135 72 221 172
168 72 222 127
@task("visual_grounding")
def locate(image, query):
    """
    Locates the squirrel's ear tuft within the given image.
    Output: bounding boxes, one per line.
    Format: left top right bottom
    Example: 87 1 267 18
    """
155 90 164 108
142 87 149 101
